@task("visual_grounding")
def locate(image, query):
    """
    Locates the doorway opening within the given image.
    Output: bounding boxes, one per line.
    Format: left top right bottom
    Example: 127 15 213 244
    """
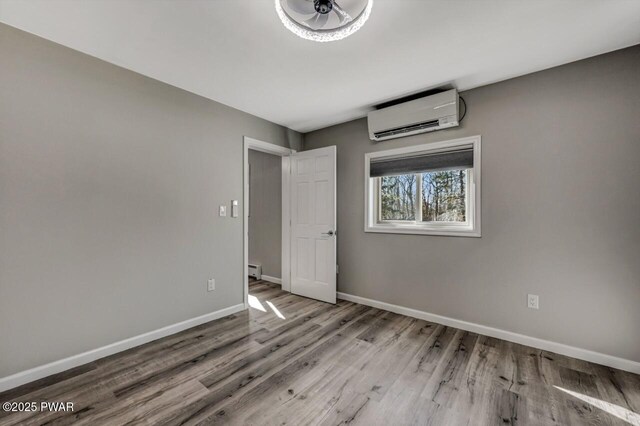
243 137 294 309
243 137 337 308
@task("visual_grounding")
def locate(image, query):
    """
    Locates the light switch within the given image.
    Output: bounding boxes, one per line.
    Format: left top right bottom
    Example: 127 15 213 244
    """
219 205 227 217
231 200 239 218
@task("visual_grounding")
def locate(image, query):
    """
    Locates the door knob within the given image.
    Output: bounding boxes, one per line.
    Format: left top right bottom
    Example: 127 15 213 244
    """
322 230 335 236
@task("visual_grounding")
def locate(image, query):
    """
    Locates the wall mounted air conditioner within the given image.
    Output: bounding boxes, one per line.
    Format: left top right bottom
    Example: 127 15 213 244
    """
248 263 262 280
367 89 459 141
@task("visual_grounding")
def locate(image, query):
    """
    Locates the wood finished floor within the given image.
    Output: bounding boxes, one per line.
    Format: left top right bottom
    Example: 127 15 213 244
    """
1 280 639 426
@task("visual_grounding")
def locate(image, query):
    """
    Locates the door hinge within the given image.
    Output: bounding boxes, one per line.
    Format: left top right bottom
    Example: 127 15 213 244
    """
336 264 339 274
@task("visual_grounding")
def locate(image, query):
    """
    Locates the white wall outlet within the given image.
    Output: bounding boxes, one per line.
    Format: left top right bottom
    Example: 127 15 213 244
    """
219 205 227 217
527 294 539 309
208 278 215 292
231 200 239 218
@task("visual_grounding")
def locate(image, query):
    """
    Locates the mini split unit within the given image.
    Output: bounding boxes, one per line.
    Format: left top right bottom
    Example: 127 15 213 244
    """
367 89 460 141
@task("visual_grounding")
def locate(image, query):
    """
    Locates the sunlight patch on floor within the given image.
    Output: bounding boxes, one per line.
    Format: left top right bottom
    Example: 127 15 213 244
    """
554 386 640 425
248 294 266 312
266 300 286 319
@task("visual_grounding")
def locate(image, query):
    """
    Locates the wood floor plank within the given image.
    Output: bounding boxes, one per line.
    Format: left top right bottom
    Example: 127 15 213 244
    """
189 310 385 425
592 364 640 414
0 363 98 406
422 329 479 407
1 279 638 426
155 305 377 425
74 379 209 426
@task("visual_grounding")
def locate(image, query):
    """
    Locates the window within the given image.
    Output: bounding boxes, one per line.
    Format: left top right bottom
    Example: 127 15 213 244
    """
365 136 481 237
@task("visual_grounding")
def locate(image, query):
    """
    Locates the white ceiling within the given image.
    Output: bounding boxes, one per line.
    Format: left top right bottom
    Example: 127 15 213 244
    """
2 0 640 133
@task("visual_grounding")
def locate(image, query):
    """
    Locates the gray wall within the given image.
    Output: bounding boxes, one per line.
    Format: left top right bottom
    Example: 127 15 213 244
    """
248 150 282 278
0 24 301 377
304 45 640 363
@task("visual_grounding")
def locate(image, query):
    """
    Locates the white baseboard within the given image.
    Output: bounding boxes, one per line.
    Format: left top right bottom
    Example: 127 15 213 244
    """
0 303 246 393
261 275 282 285
337 292 640 375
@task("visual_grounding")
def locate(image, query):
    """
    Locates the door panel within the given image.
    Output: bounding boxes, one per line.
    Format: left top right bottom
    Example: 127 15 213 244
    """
290 146 336 304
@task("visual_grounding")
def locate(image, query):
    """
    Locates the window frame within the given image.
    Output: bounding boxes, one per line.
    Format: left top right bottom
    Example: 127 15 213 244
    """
364 135 481 237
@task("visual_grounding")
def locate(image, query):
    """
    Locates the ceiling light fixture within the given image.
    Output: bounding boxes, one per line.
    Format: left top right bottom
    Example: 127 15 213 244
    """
275 0 373 43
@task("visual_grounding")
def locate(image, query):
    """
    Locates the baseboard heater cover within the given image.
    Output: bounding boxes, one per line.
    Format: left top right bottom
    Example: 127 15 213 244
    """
248 263 262 279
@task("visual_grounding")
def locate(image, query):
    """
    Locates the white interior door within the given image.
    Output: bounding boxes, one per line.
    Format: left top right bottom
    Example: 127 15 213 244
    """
290 146 337 304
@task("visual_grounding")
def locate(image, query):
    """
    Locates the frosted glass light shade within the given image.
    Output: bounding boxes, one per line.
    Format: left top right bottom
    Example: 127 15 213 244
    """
275 0 373 42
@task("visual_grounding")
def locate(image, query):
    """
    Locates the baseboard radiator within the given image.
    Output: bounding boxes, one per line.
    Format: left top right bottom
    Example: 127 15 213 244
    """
248 263 262 280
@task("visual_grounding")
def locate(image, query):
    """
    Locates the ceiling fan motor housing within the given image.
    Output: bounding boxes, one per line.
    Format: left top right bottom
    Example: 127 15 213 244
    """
314 0 333 14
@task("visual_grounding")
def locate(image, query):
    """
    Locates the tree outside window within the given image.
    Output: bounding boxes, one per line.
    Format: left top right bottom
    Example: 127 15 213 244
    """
379 169 468 223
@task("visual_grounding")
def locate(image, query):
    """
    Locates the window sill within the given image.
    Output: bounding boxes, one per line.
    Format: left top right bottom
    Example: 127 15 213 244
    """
365 223 481 237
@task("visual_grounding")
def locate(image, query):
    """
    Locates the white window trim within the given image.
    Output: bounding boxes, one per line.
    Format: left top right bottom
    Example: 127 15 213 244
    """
364 135 481 237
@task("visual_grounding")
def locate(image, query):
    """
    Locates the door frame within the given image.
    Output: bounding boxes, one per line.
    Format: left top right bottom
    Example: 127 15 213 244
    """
243 136 295 309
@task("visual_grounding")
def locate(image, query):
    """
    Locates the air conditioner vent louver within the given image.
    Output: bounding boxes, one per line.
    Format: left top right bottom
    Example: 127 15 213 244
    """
368 89 459 141
373 120 440 139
